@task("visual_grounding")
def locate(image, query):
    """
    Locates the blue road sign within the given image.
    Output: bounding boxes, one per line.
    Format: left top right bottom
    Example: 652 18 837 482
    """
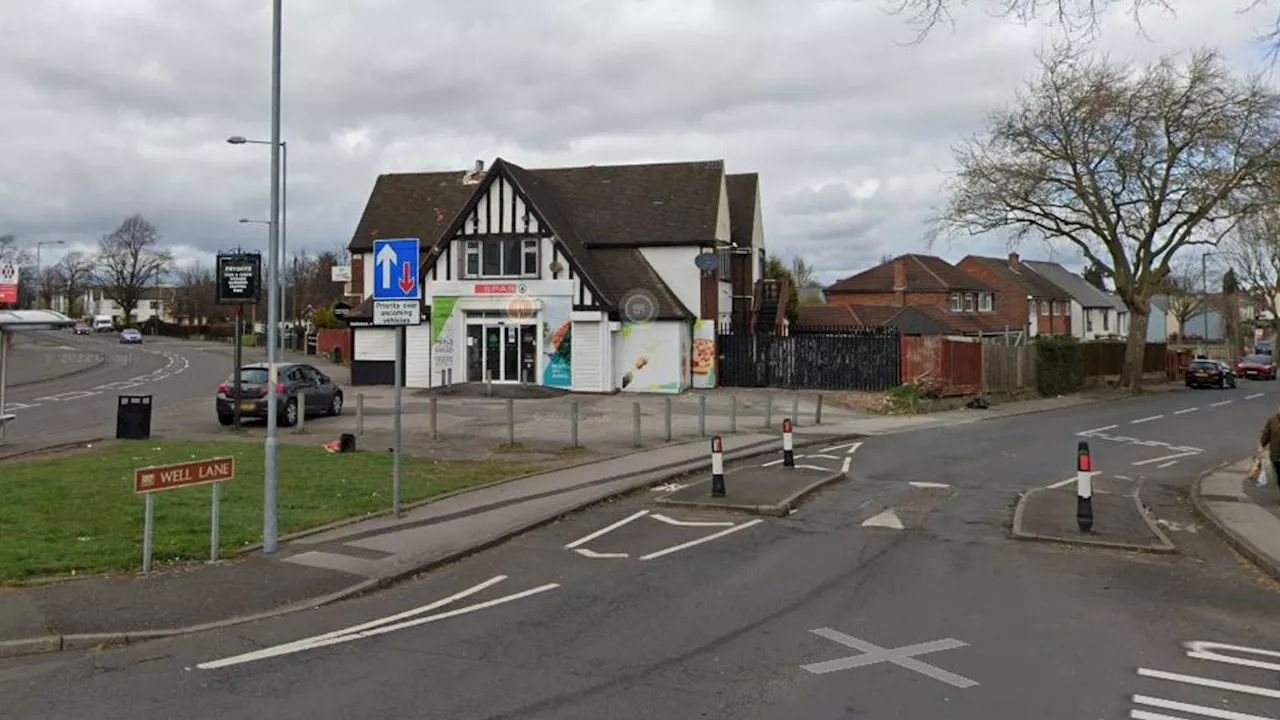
372 238 421 300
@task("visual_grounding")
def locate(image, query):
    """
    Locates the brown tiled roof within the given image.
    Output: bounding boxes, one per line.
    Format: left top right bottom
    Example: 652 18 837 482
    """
962 256 1070 300
348 171 477 253
794 304 955 335
826 254 994 294
726 173 758 248
912 305 1010 334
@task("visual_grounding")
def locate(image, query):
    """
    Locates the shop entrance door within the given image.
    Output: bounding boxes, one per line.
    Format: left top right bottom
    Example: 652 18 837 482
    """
466 322 537 382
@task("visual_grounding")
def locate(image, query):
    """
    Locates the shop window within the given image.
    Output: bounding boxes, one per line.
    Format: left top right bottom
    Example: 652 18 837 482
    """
463 238 540 279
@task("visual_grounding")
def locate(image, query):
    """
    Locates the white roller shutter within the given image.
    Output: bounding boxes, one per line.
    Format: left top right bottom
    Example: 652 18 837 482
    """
354 328 395 360
404 324 432 388
571 321 603 392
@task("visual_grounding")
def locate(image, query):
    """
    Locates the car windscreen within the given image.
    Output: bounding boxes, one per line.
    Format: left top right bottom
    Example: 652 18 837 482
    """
1243 355 1271 364
1189 361 1219 370
231 368 272 384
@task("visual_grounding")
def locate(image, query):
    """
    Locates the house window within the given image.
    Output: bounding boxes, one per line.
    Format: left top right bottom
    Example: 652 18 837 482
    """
978 293 993 312
1103 311 1109 331
1086 313 1094 332
463 238 539 279
949 292 962 312
964 293 976 312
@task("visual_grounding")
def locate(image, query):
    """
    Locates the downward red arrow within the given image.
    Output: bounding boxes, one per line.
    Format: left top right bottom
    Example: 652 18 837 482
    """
399 262 416 293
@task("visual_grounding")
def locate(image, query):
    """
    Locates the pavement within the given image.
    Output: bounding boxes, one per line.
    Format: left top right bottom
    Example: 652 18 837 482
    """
1193 457 1280 582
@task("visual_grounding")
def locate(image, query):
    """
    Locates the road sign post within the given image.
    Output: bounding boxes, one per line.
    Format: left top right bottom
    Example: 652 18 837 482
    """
134 457 236 573
371 239 421 518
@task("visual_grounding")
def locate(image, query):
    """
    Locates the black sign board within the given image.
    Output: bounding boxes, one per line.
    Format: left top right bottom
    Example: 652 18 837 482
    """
333 302 352 321
216 253 261 305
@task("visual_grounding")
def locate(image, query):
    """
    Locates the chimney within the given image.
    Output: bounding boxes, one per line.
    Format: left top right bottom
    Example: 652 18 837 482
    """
474 159 484 174
1008 252 1020 269
892 257 906 307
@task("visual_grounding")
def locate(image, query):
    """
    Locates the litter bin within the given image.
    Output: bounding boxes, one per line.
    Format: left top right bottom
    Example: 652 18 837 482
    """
116 395 153 440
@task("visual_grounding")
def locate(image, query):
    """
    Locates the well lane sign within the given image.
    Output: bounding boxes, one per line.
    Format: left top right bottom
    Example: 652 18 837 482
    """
134 457 235 494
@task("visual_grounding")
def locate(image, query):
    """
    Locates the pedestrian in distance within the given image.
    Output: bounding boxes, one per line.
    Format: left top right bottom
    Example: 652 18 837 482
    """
1251 406 1280 490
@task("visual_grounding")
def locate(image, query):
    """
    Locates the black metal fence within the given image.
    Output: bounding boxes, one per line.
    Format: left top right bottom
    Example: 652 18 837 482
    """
717 327 901 391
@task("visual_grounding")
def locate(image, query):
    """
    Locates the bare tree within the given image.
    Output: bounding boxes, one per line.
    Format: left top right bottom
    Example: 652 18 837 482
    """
933 47 1280 389
174 261 219 323
1161 263 1204 338
52 251 94 318
1225 204 1280 339
94 215 174 325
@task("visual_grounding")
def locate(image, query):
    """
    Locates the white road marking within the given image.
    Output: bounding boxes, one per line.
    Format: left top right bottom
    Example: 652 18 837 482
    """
1047 476 1085 489
796 464 836 472
1079 424 1120 435
761 458 785 467
574 548 629 559
1246 392 1264 400
1131 694 1270 720
564 510 649 549
909 482 950 489
1115 475 1134 481
1137 667 1280 699
1131 415 1163 424
1155 519 1198 533
198 580 559 670
801 628 978 688
638 519 763 561
841 457 851 473
861 509 904 529
1210 399 1234 407
1184 640 1280 672
821 441 863 453
1156 461 1180 468
651 483 685 493
1133 451 1200 467
1174 407 1198 414
805 453 841 460
648 514 734 528
845 442 863 455
1 402 39 411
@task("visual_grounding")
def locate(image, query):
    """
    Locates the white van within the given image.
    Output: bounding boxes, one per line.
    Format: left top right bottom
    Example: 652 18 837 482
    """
93 315 115 333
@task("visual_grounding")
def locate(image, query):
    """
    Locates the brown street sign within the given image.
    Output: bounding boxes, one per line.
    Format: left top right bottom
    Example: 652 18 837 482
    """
134 457 235 494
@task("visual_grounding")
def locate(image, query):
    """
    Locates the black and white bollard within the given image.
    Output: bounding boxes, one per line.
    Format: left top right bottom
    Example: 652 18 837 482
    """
1076 440 1094 533
711 436 726 497
782 418 795 468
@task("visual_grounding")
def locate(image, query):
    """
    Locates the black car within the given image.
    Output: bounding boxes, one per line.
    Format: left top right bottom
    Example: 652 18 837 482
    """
216 362 343 427
1186 359 1237 389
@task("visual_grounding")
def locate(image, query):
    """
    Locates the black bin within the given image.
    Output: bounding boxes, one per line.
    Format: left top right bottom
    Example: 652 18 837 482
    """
116 395 153 440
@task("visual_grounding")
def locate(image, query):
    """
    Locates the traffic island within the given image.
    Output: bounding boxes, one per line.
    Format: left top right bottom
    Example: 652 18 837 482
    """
1012 488 1176 553
655 464 846 517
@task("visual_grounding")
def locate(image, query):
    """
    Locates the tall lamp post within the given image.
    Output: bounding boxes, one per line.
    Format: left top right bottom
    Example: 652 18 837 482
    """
34 240 65 310
1201 251 1219 345
227 135 288 351
264 0 284 555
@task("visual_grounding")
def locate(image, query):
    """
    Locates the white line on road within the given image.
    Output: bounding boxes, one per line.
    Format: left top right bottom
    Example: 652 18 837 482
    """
1246 392 1265 400
1047 475 1087 489
1137 667 1280 699
845 442 863 455
1157 461 1179 469
861 509 904 529
1131 415 1164 424
1131 694 1271 720
805 454 841 460
1079 424 1119 435
909 482 951 489
649 514 734 528
1173 407 1198 415
841 457 851 474
197 581 559 670
821 441 863 453
796 464 837 472
1210 400 1233 407
638 519 763 561
574 548 629 559
1115 475 1134 481
564 510 649 549
1133 451 1200 467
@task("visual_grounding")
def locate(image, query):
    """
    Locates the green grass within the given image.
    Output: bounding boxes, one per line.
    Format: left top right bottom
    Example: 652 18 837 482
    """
0 441 543 582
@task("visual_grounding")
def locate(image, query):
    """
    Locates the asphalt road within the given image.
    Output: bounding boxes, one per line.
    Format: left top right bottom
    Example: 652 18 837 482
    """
3 383 1280 719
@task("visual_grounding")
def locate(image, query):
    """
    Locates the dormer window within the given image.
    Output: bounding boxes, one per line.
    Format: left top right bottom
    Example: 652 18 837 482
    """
978 292 993 312
949 292 962 312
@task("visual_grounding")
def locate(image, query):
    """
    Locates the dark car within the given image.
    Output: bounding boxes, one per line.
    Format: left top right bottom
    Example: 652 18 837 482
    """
1186 358 1237 389
72 322 90 335
1256 341 1272 356
1236 354 1277 380
216 362 343 427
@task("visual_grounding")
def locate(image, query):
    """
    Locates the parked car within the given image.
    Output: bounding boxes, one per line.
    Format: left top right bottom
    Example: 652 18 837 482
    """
215 362 343 427
1235 354 1277 380
119 328 143 344
1256 340 1272 356
72 322 90 335
1186 358 1237 389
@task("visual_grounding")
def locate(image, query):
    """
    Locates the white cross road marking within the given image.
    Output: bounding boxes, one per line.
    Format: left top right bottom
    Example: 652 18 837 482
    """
637 519 763 561
801 628 978 688
1132 415 1164 424
648 514 734 528
1174 407 1199 414
1246 393 1265 400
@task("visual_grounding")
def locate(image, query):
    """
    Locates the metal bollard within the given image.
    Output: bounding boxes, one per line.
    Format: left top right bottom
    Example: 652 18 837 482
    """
711 436 725 497
782 418 795 467
764 394 773 428
570 400 580 447
698 395 707 437
1077 441 1094 532
730 394 738 433
815 394 824 425
506 398 515 446
633 402 642 448
357 393 364 436
664 397 672 442
430 397 438 440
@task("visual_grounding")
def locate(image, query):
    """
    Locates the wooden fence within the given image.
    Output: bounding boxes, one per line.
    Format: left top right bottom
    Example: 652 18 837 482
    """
900 336 983 396
1080 341 1168 377
717 328 901 391
981 345 1038 393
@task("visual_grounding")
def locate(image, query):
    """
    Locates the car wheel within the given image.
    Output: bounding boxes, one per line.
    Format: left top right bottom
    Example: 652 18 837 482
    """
217 413 233 427
282 399 298 427
328 392 343 417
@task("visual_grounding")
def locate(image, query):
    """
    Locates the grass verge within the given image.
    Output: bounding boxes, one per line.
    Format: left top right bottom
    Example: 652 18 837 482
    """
0 440 542 582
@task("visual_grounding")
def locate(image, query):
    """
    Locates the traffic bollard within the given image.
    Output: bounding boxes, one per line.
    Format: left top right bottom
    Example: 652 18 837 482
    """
430 397 438 440
357 393 364 436
633 402 642 448
730 394 738 433
664 397 672 442
698 395 707 437
1077 441 1093 532
711 435 725 497
764 394 773 428
782 418 795 468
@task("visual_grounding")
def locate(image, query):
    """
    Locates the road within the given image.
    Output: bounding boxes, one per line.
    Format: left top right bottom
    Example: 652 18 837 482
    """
3 382 1280 719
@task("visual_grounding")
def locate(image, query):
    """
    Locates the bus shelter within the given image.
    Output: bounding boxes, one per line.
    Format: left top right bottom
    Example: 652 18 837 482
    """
0 309 76 441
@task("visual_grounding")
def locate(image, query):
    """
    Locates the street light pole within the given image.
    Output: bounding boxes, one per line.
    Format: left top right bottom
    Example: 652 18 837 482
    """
264 0 283 554
1201 252 1217 344
226 137 287 352
34 240 65 310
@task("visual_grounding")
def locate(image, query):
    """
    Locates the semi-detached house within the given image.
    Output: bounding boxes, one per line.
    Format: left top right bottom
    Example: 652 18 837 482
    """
345 158 766 393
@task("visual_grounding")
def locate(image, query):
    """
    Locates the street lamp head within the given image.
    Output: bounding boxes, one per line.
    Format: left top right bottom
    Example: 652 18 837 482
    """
238 218 252 223
226 136 248 145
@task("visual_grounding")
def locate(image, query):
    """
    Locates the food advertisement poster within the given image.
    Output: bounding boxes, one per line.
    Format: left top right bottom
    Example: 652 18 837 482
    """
615 321 681 393
541 295 572 388
430 296 460 387
691 320 716 388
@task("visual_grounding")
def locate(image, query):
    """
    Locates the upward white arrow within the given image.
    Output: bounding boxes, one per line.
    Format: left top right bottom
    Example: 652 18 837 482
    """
376 244 398 290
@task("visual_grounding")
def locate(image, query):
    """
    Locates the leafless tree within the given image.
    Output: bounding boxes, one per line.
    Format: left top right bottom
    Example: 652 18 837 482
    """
174 261 220 323
933 47 1280 389
1224 203 1280 338
1161 262 1204 337
285 249 346 323
52 251 95 318
94 215 174 325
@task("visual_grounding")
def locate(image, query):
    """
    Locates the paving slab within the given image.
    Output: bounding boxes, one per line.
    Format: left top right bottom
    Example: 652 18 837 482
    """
655 464 845 516
1192 458 1280 582
1012 488 1175 553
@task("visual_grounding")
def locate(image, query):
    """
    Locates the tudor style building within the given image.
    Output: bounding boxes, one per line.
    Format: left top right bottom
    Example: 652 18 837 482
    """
345 158 766 392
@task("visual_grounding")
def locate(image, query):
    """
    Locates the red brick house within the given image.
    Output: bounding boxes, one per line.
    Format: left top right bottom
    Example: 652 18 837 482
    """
956 253 1072 339
820 254 1007 336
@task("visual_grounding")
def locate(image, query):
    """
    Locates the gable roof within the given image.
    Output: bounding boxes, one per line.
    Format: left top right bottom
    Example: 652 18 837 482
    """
826 254 995 294
725 173 758 248
349 171 478 254
1021 261 1118 308
794 303 1010 335
961 256 1071 300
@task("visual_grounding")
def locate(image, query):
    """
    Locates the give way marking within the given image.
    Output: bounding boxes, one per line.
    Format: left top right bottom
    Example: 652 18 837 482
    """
801 628 978 689
196 575 557 670
563 509 761 561
1128 640 1280 719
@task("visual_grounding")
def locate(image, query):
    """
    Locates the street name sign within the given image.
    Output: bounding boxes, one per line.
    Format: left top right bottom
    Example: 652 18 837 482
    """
135 456 235 494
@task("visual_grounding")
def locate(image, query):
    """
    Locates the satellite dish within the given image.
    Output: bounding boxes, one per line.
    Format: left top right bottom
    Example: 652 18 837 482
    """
694 254 718 271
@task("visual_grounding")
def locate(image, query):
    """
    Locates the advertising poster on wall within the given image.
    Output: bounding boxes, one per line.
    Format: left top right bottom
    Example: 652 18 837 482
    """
430 297 460 386
691 320 716 389
616 321 681 393
541 296 573 388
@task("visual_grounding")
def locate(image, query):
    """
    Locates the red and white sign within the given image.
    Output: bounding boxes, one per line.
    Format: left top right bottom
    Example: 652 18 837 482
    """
474 283 517 295
0 263 17 304
134 457 235 494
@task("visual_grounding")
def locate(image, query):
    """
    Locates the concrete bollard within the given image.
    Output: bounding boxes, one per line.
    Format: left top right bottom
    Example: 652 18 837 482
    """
711 435 725 497
730 394 738 433
1077 441 1093 532
815 394 824 425
357 393 364 436
764 394 773 428
791 396 800 427
698 395 707 437
430 397 438 440
664 397 672 442
782 418 795 468
633 402 642 448
570 400 580 447
506 398 515 446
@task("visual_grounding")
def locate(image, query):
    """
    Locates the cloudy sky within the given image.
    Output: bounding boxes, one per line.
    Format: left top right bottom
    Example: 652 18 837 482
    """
1 0 1273 284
